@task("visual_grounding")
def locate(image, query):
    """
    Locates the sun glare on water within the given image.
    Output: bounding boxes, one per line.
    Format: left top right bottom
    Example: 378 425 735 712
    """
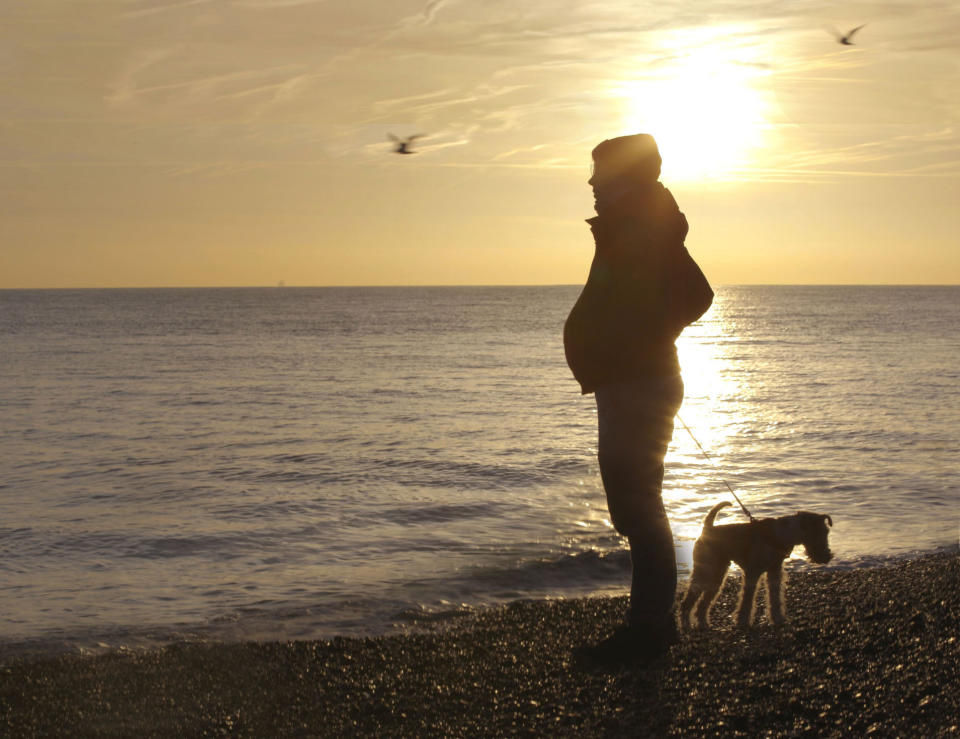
615 29 773 182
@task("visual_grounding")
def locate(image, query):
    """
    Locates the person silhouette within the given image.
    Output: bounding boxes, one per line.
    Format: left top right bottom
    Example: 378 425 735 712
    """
564 134 713 662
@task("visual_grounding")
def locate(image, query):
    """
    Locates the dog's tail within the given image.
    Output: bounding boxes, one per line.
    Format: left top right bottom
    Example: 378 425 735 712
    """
703 501 732 529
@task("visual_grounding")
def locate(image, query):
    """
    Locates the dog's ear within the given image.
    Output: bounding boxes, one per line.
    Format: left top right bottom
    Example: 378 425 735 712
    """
823 514 833 528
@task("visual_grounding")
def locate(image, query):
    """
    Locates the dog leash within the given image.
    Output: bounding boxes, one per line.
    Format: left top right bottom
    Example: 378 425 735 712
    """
676 413 756 522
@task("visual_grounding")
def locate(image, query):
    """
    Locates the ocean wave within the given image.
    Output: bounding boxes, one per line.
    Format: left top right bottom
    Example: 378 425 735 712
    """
361 501 518 526
464 547 632 597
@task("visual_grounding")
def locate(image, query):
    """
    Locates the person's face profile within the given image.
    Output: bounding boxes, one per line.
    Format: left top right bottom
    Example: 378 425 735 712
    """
588 160 611 191
589 160 626 202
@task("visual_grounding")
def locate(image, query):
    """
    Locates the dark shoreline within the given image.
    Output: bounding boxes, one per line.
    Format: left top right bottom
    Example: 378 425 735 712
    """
2 551 958 737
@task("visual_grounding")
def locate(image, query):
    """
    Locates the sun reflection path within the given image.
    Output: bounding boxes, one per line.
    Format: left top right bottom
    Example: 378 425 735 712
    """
613 26 774 182
667 293 747 544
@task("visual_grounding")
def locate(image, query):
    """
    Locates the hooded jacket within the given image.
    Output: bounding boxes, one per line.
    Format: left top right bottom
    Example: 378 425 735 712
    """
563 183 713 394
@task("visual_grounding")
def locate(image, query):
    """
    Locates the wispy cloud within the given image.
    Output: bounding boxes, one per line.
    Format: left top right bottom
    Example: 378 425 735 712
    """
106 51 305 118
234 0 331 7
121 0 214 20
105 46 182 106
750 126 960 182
420 0 451 25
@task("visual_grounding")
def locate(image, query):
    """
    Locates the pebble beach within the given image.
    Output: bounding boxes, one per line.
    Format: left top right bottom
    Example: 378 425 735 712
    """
2 550 957 737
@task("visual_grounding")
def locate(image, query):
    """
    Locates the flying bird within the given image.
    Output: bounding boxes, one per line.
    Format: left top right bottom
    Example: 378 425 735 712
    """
831 24 866 45
388 133 426 154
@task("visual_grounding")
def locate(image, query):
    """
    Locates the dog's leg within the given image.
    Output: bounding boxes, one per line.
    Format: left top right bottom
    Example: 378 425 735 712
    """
679 582 703 630
694 584 719 629
692 567 726 628
735 570 762 628
766 565 787 625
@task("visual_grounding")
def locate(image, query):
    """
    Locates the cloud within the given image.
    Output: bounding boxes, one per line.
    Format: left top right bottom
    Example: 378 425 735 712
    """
420 0 450 25
106 50 304 115
756 126 960 181
121 0 214 19
105 47 181 106
234 0 331 6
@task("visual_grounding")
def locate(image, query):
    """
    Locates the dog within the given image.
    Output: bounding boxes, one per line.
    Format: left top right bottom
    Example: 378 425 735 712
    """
679 501 833 629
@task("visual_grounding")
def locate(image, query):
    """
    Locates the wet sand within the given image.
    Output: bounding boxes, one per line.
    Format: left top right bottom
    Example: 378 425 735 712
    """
2 550 957 737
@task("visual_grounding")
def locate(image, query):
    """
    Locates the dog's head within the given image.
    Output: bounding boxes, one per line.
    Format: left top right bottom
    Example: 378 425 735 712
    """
794 511 833 564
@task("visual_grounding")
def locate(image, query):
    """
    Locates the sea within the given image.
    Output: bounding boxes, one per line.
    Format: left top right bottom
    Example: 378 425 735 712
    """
0 285 957 659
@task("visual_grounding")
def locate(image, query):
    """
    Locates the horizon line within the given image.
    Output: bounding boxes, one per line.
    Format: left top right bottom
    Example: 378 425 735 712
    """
1 283 958 291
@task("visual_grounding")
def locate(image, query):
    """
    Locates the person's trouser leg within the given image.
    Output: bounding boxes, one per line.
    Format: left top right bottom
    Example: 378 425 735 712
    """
627 528 676 627
595 376 683 629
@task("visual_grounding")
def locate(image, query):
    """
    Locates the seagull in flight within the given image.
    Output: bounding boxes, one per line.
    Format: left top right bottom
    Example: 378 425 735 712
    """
832 24 866 45
388 133 426 154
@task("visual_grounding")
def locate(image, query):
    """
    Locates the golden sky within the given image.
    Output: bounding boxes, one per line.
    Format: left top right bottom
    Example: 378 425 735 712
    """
2 0 958 287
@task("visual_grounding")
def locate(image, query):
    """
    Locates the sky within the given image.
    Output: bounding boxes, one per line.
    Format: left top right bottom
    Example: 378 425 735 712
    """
1 0 959 288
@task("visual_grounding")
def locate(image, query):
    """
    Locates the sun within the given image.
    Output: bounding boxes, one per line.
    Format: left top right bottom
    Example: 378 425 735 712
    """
614 30 773 182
